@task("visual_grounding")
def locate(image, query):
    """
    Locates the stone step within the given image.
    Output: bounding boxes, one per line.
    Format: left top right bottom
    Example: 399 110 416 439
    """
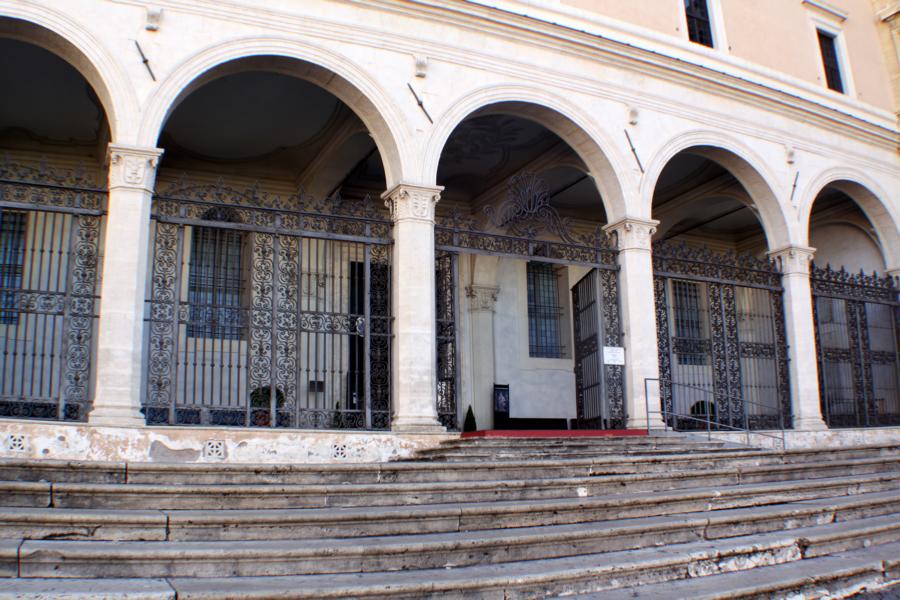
7 491 898 579
2 473 897 543
581 540 900 599
4 456 897 510
4 514 896 598
2 445 895 486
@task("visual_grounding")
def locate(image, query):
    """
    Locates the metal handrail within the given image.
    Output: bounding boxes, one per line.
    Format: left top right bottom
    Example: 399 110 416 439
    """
644 378 787 451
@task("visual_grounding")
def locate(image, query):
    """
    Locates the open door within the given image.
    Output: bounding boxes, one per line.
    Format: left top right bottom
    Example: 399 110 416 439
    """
572 269 607 428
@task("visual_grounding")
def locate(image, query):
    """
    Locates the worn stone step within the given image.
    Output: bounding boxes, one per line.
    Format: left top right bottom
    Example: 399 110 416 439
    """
581 541 900 599
2 445 895 487
37 457 900 510
9 492 899 579
7 513 891 599
2 473 897 543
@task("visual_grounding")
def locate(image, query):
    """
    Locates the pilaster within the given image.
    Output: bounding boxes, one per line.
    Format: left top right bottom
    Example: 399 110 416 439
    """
90 144 163 427
769 245 827 431
466 284 500 429
603 217 666 430
382 183 445 433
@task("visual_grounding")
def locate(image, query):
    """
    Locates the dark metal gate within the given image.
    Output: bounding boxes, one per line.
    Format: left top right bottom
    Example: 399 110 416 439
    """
434 173 623 430
143 181 392 429
812 265 900 428
0 158 103 421
653 242 790 430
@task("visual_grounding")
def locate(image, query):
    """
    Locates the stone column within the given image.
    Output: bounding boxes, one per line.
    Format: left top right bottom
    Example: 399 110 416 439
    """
89 145 163 427
769 246 827 430
382 183 445 432
603 217 667 430
466 284 499 430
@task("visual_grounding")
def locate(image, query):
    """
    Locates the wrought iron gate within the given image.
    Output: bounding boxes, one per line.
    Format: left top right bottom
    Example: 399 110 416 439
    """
434 173 623 430
143 181 391 429
812 265 900 427
0 159 103 421
653 242 790 430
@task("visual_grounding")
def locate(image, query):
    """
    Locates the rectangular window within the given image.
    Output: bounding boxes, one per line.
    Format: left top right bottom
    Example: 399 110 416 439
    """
187 225 244 340
817 30 844 93
527 261 564 358
685 0 714 47
0 211 27 325
672 280 708 366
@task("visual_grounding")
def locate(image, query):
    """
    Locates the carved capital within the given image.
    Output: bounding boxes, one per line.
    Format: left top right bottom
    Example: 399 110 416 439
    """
769 245 816 275
382 183 442 224
107 144 164 192
466 285 500 313
603 217 659 251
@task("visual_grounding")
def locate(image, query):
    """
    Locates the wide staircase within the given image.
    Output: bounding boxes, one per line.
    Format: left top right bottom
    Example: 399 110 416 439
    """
0 434 898 598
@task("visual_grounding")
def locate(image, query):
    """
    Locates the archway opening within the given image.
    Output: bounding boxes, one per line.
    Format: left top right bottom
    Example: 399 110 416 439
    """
144 57 393 430
807 183 899 428
0 29 111 422
434 105 622 432
650 148 790 432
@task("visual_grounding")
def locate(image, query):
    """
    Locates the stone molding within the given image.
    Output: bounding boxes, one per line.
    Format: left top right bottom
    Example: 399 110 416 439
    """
769 246 816 275
107 144 164 193
603 217 659 251
466 285 500 313
382 183 443 224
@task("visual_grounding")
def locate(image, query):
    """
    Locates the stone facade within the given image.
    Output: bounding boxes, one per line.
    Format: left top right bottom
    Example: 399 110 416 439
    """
0 0 897 462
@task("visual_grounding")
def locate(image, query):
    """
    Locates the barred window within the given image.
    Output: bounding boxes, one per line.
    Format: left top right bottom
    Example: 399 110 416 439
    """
0 211 27 325
527 261 564 358
685 0 714 47
672 280 708 366
186 211 245 340
817 30 844 93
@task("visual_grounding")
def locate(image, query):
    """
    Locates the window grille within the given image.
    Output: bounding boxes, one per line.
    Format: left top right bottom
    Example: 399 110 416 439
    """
527 261 564 358
0 211 26 325
672 280 707 366
685 0 714 47
817 30 844 93
186 223 245 341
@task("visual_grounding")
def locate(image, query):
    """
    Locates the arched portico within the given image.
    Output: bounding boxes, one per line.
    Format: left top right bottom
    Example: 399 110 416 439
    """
139 38 410 190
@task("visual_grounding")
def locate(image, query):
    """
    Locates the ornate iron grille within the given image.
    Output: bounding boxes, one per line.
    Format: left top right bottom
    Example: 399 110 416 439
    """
812 265 899 428
143 180 392 429
653 242 790 431
434 173 622 430
0 158 104 422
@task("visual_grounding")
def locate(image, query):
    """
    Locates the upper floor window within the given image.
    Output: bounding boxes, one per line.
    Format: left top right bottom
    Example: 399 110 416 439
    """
685 0 714 47
526 261 564 359
817 29 844 93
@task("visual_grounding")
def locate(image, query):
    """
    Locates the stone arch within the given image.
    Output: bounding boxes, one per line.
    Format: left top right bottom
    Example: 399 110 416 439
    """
423 85 633 224
643 130 790 250
0 4 137 142
801 168 900 270
139 37 410 189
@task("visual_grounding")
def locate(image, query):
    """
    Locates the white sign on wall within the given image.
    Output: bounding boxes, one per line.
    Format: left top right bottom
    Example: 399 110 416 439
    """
603 346 625 365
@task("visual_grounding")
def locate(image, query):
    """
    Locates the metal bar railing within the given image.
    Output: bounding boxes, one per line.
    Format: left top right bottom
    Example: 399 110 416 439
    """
644 378 787 451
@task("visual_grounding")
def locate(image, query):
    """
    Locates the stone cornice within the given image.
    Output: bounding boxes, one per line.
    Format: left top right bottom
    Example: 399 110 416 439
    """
107 144 164 192
769 245 816 275
603 217 659 252
382 183 443 223
107 0 898 155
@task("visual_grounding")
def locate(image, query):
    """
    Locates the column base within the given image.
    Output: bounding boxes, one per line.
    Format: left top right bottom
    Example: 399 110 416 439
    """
626 416 668 431
89 405 146 428
391 415 447 433
792 416 828 431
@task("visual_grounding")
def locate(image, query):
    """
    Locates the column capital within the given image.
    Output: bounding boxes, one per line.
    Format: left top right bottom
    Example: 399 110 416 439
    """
381 183 443 224
603 217 659 251
769 245 816 275
466 285 500 313
107 144 164 193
